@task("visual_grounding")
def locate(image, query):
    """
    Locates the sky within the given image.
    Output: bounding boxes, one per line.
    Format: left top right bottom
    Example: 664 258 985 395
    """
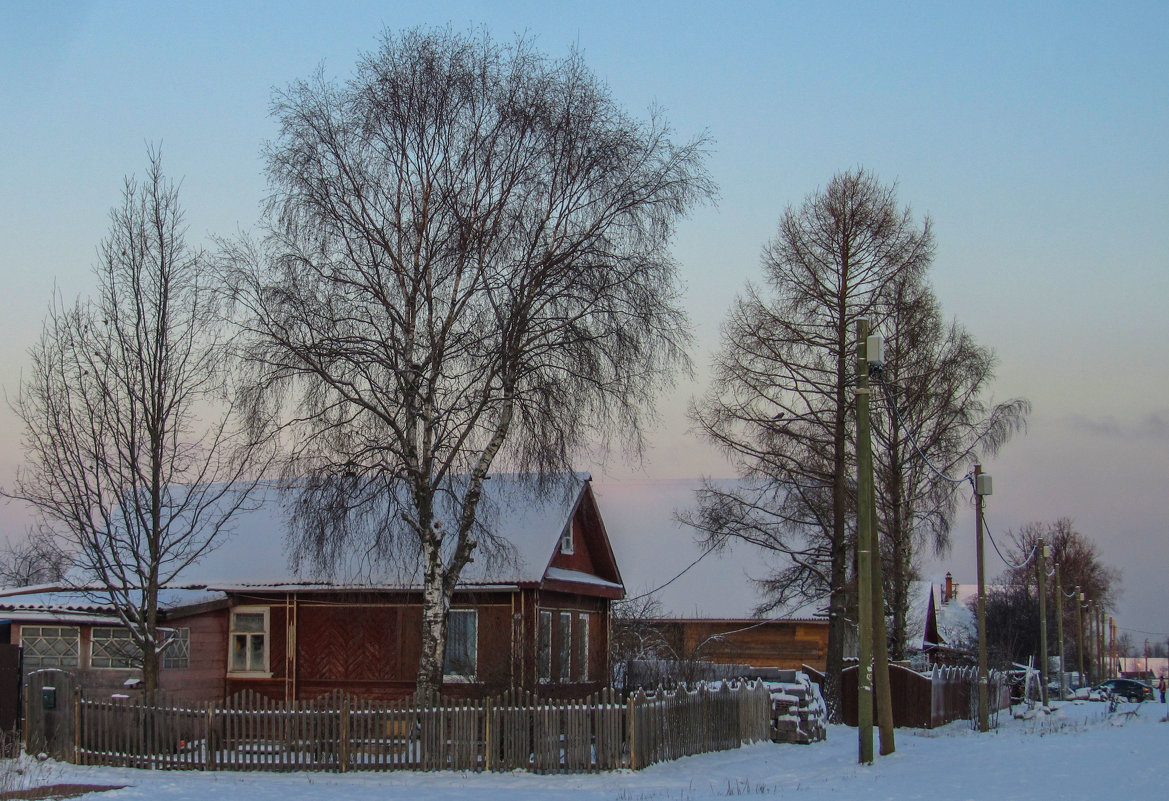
13 700 1169 799
0 2 1166 637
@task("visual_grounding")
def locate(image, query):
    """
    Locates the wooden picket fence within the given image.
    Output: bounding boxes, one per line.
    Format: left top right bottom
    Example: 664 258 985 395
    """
65 681 770 773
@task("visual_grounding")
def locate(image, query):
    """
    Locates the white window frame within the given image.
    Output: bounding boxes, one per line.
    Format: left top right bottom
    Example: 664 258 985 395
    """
576 613 589 682
443 609 478 681
558 611 572 682
560 523 574 555
537 610 552 683
19 625 80 669
90 627 137 669
162 627 190 670
228 606 270 677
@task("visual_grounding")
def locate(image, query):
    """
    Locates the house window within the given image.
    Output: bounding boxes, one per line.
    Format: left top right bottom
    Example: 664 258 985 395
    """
560 524 574 555
537 610 552 682
576 613 589 681
91 627 137 669
229 607 269 674
20 626 79 669
163 628 190 670
558 611 572 682
444 609 477 679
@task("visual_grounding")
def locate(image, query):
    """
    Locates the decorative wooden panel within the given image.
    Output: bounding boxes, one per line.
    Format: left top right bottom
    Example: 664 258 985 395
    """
296 605 399 682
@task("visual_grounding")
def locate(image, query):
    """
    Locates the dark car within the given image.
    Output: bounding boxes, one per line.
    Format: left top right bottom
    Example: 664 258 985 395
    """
1092 678 1154 702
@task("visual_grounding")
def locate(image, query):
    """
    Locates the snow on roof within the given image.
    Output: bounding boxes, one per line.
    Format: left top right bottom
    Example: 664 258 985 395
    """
172 473 593 588
593 478 821 620
905 576 979 651
5 473 593 596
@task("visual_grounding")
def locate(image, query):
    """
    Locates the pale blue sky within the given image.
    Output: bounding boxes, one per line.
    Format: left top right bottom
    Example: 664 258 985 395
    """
1 1 1166 637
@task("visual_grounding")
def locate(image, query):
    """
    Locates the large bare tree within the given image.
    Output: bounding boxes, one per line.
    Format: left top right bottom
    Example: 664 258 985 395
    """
686 169 932 716
223 28 712 696
873 271 1029 659
8 151 267 692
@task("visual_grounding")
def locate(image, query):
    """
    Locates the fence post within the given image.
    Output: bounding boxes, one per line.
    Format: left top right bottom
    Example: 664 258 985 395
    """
627 693 637 770
484 696 493 772
205 702 215 770
339 699 349 773
72 688 81 764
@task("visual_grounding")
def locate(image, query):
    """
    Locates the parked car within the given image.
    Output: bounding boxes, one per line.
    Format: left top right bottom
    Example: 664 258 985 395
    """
1090 678 1154 702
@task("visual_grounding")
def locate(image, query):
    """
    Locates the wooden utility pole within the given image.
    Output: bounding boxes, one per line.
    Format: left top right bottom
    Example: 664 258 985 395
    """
1075 588 1085 685
865 330 894 756
1037 539 1049 706
1055 564 1066 701
974 464 990 732
855 318 874 764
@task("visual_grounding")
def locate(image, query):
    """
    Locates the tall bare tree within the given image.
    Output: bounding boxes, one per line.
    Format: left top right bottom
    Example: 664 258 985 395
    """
686 169 932 716
872 271 1029 659
223 28 712 696
0 528 71 588
994 518 1119 671
7 151 267 692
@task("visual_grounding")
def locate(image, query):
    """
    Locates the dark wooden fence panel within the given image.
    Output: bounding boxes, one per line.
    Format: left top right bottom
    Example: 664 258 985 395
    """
841 664 1011 728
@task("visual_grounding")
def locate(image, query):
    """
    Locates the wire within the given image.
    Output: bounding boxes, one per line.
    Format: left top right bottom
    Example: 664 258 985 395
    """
622 546 718 603
1115 626 1169 638
981 511 1037 570
874 371 972 487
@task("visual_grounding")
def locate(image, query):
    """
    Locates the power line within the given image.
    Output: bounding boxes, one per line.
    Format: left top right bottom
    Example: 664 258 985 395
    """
981 510 1036 570
874 371 972 487
623 546 717 603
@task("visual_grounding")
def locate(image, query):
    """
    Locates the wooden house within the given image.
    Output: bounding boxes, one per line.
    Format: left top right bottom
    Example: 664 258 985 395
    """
0 473 624 703
641 617 830 673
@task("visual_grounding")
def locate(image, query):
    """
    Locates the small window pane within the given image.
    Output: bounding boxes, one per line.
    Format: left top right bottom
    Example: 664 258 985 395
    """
234 613 265 633
249 633 265 670
163 628 190 670
231 634 249 671
558 612 572 681
444 610 477 677
537 611 552 682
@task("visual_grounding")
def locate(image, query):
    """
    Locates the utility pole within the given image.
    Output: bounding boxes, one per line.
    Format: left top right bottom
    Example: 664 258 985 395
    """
1076 588 1085 686
1037 539 1049 706
865 332 895 757
974 464 991 732
1087 601 1096 684
1097 606 1106 680
855 318 874 764
1055 563 1065 701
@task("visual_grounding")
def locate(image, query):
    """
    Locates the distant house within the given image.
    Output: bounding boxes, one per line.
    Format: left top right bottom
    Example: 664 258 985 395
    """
917 573 978 665
0 473 624 703
639 617 830 674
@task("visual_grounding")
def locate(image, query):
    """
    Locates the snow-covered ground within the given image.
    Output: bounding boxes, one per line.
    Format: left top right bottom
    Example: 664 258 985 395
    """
10 700 1167 800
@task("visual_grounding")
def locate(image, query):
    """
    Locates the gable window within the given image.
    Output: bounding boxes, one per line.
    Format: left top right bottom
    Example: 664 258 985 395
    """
560 524 574 555
229 607 269 675
537 610 552 682
163 628 190 670
91 627 137 669
443 609 477 679
20 626 79 669
558 611 572 681
576 613 589 681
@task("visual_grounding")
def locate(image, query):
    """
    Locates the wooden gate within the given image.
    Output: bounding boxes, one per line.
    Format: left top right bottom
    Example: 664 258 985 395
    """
24 669 76 760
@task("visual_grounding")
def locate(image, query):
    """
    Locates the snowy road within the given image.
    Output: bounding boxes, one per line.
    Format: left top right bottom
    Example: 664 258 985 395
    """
11 700 1166 800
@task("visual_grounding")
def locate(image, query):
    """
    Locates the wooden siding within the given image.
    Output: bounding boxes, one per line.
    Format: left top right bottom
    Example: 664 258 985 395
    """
652 619 829 672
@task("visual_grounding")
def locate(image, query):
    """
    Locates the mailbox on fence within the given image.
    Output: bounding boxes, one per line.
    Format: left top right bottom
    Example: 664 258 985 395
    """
41 686 56 710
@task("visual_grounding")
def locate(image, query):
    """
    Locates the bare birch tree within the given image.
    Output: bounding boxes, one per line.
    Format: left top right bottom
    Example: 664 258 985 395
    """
873 271 1029 659
223 28 712 696
686 169 933 717
7 151 268 692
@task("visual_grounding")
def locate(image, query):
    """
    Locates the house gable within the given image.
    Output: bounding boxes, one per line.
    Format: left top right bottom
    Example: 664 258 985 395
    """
541 482 623 599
